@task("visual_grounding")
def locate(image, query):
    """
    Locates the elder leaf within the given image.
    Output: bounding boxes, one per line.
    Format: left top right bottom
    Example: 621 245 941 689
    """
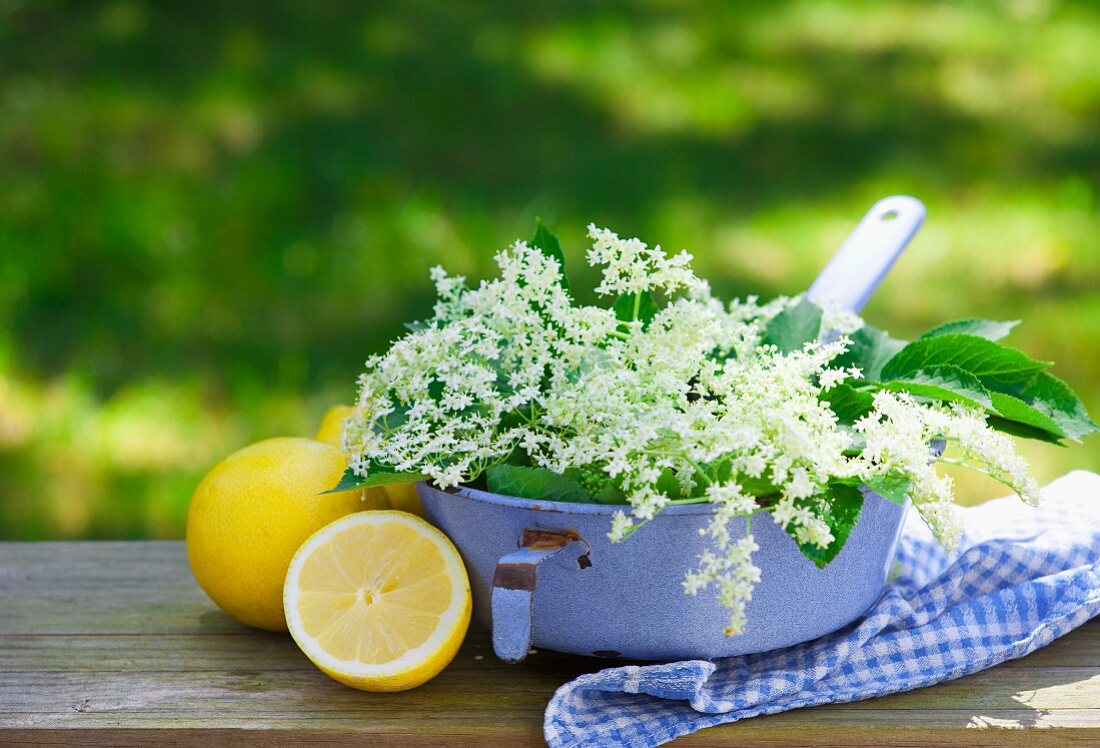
325 466 427 493
861 472 911 506
832 325 907 381
486 464 591 503
764 297 823 353
877 364 995 410
880 334 1049 394
613 290 660 325
793 481 864 569
918 318 1020 342
1019 371 1099 441
990 391 1067 441
531 219 571 294
822 383 876 426
985 416 1066 445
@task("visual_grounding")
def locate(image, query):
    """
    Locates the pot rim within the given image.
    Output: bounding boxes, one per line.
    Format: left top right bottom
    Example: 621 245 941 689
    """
423 449 935 520
424 480 734 517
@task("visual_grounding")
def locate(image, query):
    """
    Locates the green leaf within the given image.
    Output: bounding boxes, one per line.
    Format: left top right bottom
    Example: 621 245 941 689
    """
832 325 907 381
833 472 910 506
841 430 867 456
326 467 365 493
793 482 864 569
877 365 995 410
612 291 659 325
531 219 570 294
655 468 684 499
860 472 911 506
880 334 1050 394
570 465 627 504
1019 372 1100 441
822 383 876 425
324 466 427 494
990 391 1067 440
588 480 627 504
985 416 1066 445
763 297 823 353
918 318 1020 342
737 473 781 498
362 471 429 488
486 464 591 503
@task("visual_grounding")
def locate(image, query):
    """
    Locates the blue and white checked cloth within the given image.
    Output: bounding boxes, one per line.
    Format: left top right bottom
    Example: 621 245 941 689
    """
545 471 1100 747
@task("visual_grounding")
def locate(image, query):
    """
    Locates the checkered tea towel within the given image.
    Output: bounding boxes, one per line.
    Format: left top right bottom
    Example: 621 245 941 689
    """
545 470 1100 748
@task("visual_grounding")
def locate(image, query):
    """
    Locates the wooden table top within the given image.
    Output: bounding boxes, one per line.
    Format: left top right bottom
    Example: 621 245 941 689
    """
1 541 1098 746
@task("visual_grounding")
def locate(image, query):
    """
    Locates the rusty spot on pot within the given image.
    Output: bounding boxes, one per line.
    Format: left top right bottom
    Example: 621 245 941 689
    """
522 528 580 550
493 562 537 592
513 527 593 569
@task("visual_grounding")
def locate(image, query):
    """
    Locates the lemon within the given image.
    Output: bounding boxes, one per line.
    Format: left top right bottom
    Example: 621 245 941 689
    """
187 437 377 632
314 404 395 511
383 481 426 518
284 511 472 692
314 405 354 447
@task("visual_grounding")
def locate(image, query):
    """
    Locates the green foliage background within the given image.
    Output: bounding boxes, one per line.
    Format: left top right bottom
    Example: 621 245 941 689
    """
2 1 1098 538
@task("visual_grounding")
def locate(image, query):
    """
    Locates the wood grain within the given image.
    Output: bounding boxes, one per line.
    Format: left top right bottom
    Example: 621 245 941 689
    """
1 541 1098 745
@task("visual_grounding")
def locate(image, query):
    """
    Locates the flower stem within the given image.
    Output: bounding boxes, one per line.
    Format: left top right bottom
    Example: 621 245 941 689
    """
938 456 1020 494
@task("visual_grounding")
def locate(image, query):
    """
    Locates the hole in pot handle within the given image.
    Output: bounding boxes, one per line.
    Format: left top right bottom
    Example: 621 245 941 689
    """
806 195 926 314
490 528 591 663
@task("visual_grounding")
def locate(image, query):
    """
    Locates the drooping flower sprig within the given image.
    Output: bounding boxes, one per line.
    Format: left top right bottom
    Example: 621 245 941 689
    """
336 223 1097 636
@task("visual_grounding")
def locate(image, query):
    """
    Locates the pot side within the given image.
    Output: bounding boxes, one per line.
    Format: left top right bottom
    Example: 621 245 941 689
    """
418 483 907 661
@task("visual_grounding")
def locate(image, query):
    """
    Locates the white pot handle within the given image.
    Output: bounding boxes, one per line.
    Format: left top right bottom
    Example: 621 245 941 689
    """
807 195 926 313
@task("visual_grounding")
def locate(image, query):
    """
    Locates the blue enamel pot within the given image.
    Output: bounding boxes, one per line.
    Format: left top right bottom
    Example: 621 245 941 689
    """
416 195 930 662
418 482 908 662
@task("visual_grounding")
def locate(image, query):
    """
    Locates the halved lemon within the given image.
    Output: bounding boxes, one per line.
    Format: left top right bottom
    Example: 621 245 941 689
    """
284 511 472 692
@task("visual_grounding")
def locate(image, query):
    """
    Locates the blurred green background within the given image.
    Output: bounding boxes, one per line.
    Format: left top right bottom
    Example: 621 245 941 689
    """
1 0 1098 539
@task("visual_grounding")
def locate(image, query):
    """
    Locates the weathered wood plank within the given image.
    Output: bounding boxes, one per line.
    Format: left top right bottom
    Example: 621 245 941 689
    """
0 724 1089 748
5 626 1099 672
3 717 1100 748
3 665 1098 724
0 541 1098 745
0 542 244 635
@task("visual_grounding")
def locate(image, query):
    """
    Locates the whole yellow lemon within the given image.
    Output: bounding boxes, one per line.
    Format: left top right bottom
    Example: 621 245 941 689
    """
314 405 354 448
315 405 425 519
314 404 394 511
383 482 426 519
186 437 369 631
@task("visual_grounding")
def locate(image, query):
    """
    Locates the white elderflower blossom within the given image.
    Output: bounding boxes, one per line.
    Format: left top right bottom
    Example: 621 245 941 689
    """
346 225 1054 637
684 533 761 636
820 302 865 336
850 391 1041 551
587 225 705 297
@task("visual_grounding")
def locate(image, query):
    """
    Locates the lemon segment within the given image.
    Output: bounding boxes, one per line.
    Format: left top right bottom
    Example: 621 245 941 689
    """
284 511 472 692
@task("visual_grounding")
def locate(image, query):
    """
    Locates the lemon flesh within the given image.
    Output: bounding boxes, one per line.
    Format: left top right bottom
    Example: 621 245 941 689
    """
284 511 472 692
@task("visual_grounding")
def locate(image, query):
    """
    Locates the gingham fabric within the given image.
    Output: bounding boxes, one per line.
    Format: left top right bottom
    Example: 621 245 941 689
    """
545 470 1100 748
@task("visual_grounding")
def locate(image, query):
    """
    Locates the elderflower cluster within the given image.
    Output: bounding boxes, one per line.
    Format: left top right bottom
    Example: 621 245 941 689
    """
587 225 706 297
851 391 1040 550
345 229 1041 636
